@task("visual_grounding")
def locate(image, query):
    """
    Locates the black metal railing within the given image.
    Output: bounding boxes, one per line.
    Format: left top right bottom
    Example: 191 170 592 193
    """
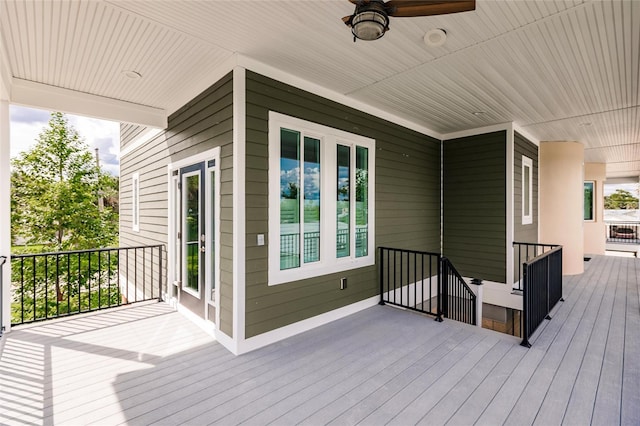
605 222 640 243
441 257 477 325
513 242 559 291
0 256 6 337
520 245 563 347
378 247 476 325
10 245 164 326
281 228 369 269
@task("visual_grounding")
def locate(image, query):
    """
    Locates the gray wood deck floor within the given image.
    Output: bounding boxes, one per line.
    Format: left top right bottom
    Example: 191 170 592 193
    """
0 254 638 425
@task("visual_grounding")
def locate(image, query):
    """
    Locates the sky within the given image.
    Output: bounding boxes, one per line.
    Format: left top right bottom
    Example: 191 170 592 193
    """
10 105 120 176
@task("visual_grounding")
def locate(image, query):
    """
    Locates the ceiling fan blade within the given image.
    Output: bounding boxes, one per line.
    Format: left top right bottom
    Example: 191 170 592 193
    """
385 0 475 18
342 15 353 25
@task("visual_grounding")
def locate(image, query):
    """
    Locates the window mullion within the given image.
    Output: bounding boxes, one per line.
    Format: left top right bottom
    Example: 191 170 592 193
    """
299 136 305 266
350 143 357 259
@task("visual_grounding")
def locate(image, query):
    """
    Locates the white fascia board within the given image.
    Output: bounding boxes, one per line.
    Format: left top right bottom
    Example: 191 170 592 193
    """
441 122 513 141
506 129 514 286
512 124 540 147
0 36 11 101
120 128 163 157
237 55 443 141
232 66 246 349
11 78 167 128
166 54 239 117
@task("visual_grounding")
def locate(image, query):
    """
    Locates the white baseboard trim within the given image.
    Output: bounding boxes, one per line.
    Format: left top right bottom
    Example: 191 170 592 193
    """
236 295 380 355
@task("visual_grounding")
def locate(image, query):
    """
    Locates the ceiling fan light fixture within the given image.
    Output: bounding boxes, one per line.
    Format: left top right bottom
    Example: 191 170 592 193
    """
351 3 389 41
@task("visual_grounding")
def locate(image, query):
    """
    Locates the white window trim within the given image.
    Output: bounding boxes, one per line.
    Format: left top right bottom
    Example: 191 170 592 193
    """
522 156 533 225
205 159 221 312
268 112 375 286
132 172 140 232
181 169 202 299
584 180 595 222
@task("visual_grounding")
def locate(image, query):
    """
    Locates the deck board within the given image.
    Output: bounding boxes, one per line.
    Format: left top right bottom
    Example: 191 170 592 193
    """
1 254 639 426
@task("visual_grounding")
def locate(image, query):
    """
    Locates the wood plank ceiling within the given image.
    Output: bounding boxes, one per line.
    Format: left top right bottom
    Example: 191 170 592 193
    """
1 0 638 178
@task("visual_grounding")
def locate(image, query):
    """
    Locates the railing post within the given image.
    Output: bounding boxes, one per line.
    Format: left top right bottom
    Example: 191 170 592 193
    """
469 278 483 327
378 248 385 306
520 263 531 348
436 256 443 322
0 256 6 337
158 245 163 301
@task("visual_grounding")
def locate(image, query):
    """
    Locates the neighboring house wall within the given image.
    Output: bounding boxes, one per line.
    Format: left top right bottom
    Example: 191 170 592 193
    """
120 72 235 336
443 131 507 283
244 71 441 338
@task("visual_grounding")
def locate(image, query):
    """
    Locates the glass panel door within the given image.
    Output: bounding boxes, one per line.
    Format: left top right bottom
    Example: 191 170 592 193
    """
181 162 205 298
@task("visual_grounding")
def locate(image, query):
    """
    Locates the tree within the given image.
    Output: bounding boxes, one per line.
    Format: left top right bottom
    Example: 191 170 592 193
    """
604 189 639 210
11 112 119 303
12 112 118 250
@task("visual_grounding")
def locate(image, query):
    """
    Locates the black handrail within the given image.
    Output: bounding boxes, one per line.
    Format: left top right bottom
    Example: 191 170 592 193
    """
0 256 6 337
513 242 559 291
441 257 477 325
520 245 563 347
10 245 164 326
378 247 476 326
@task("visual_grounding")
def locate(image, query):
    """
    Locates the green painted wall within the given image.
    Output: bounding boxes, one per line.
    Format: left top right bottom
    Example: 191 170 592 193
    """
443 131 507 283
244 71 441 338
513 132 539 243
120 73 234 336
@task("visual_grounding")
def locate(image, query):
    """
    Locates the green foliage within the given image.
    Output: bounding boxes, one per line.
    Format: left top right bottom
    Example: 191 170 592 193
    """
11 112 118 251
10 112 120 317
10 250 121 324
281 182 299 200
604 189 639 210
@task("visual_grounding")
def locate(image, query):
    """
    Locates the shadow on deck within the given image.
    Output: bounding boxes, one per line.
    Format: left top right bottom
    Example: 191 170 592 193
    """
0 255 638 425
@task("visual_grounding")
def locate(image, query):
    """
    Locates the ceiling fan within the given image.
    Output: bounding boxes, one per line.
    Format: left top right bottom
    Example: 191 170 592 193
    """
342 0 476 41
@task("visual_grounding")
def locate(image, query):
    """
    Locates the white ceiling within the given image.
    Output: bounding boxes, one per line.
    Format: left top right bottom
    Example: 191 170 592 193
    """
1 0 638 178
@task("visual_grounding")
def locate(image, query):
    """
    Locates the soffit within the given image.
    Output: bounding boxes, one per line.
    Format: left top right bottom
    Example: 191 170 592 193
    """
1 0 638 178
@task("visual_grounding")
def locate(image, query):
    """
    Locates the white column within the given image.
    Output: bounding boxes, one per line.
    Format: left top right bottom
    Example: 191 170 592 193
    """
1 100 11 333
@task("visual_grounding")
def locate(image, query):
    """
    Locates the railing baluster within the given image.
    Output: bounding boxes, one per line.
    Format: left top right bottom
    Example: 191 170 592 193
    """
67 253 70 315
98 250 102 309
88 252 92 310
9 245 164 326
77 253 81 312
32 256 36 322
56 254 60 317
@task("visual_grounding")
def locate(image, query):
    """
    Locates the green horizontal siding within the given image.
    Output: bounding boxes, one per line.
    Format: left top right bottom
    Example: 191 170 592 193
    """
120 72 234 336
443 131 507 283
244 71 441 338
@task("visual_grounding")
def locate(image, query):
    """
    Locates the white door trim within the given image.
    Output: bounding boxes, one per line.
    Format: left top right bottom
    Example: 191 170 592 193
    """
167 147 221 322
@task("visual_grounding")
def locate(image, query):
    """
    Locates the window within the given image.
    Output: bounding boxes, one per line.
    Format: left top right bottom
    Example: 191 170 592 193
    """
269 112 375 285
522 156 533 225
132 173 140 231
584 181 595 221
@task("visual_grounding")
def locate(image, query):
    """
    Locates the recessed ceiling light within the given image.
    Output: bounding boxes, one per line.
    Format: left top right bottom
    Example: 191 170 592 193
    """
123 70 142 79
424 28 447 47
472 111 485 116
